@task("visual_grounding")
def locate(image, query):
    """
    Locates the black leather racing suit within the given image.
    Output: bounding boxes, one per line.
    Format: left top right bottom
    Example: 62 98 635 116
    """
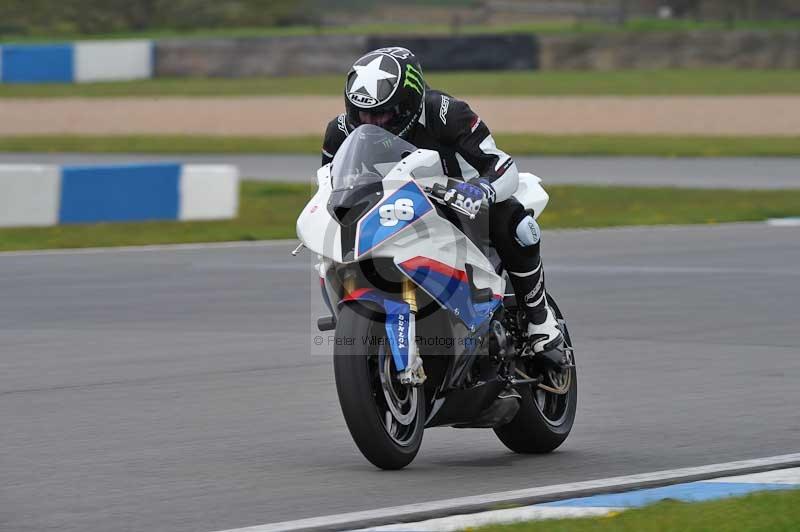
322 89 548 321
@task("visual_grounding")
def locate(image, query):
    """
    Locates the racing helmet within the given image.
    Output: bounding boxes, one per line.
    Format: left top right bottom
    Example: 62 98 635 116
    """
344 47 425 140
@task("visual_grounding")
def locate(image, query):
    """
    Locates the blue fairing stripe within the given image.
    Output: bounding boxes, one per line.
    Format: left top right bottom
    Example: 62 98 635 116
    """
356 180 433 257
339 288 410 371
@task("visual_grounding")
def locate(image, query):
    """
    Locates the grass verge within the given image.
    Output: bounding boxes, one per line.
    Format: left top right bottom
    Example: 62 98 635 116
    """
1 134 798 158
4 18 800 44
2 70 800 98
475 488 800 532
2 183 799 252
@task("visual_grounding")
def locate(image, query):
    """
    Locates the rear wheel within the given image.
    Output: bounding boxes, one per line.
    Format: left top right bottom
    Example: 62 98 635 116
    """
494 295 577 453
333 304 425 469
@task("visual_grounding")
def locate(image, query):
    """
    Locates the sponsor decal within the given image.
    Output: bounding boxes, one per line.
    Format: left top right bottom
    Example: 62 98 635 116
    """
439 95 450 124
374 46 413 59
403 64 424 96
525 218 540 244
397 313 406 350
515 215 540 247
349 93 378 106
524 276 544 307
337 113 348 135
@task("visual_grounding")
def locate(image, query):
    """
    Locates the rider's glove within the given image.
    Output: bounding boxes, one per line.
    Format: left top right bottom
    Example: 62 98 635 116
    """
443 180 485 217
468 177 496 206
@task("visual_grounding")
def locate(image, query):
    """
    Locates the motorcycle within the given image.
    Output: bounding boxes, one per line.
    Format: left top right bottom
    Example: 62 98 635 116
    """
295 125 576 470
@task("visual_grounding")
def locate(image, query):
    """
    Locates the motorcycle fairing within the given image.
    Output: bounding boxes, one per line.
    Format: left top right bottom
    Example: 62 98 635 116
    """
397 256 502 332
355 179 434 258
340 288 412 371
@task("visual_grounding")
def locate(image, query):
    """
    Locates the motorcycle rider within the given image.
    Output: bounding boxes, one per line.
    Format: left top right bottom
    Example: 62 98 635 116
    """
322 47 563 359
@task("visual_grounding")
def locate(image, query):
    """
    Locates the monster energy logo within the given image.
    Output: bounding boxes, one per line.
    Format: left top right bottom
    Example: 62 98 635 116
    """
403 64 424 95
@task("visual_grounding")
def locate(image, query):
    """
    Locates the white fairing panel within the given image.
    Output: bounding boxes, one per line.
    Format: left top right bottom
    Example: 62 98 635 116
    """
296 169 344 262
514 172 549 218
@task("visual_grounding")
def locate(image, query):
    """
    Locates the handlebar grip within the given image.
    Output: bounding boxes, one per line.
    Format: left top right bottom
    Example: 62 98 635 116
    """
429 182 448 200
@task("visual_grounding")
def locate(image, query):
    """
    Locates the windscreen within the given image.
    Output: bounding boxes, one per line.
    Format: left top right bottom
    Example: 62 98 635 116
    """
331 125 418 190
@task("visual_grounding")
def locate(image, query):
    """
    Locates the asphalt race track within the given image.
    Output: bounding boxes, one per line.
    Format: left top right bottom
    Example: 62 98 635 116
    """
1 153 799 189
2 223 799 532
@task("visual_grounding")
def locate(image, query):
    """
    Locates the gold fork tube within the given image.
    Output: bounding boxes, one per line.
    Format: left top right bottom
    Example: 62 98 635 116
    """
343 276 356 296
402 278 418 313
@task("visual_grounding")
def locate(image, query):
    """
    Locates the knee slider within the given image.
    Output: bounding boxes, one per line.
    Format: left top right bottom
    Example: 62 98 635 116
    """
514 214 540 247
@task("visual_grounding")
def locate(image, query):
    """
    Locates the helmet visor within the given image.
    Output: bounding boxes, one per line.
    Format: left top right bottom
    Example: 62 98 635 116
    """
358 109 396 127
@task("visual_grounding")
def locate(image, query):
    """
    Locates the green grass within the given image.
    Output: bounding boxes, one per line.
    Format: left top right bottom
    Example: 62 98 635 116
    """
1 134 798 158
4 18 800 44
2 69 800 98
2 182 800 252
475 488 800 532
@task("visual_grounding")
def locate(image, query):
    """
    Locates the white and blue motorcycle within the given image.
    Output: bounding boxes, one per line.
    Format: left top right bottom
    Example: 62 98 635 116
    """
296 125 576 470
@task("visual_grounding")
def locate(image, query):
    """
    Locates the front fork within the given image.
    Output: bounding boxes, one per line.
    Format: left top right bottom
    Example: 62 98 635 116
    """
399 277 426 386
341 274 426 386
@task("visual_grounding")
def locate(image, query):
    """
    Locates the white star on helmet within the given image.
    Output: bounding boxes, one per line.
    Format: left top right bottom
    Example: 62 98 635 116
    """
350 56 397 100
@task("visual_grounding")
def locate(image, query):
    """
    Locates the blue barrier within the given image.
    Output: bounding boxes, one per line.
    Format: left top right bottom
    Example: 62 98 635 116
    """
59 163 181 223
0 41 153 84
1 44 74 83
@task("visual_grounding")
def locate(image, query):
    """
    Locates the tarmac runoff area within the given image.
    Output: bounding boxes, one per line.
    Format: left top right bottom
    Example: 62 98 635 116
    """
1 223 799 532
1 153 798 189
1 95 800 135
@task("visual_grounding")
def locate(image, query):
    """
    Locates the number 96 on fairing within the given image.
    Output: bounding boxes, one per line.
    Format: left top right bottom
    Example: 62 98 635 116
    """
379 198 415 227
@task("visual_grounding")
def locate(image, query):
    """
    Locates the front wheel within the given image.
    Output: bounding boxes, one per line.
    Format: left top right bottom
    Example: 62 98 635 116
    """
494 295 577 453
333 304 425 470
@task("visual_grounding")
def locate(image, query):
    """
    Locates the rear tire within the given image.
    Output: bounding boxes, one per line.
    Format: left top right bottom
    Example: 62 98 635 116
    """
494 295 577 454
333 304 425 470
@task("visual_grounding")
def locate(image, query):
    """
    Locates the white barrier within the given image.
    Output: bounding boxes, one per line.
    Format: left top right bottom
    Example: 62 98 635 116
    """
180 165 240 221
0 165 60 227
74 40 153 82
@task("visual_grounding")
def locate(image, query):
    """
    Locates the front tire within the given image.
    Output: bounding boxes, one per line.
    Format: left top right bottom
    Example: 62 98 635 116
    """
494 295 577 453
333 304 425 470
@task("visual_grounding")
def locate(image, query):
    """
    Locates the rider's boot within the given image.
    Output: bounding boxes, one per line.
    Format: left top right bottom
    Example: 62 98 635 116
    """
507 258 564 362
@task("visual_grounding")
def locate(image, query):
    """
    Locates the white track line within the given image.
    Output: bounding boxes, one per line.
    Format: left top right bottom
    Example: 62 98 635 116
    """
0 239 297 257
767 217 800 227
211 453 800 532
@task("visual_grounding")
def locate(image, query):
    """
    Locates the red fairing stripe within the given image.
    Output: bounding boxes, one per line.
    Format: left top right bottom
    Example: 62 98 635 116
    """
342 287 372 301
400 256 469 283
400 256 504 299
